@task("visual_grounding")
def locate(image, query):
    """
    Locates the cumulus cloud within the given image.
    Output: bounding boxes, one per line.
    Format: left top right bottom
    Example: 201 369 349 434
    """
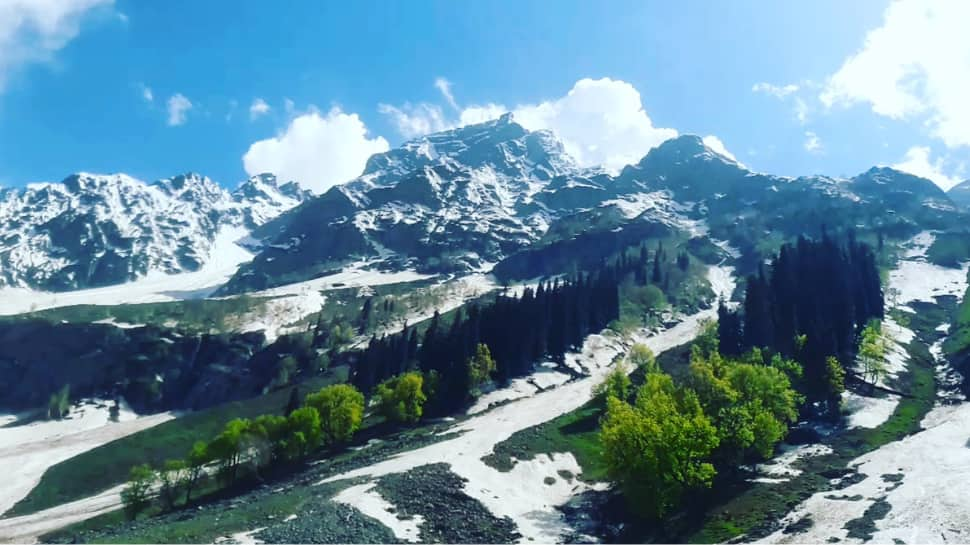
891 146 961 190
821 0 970 148
0 0 113 89
249 97 270 120
166 93 192 126
510 78 679 170
243 106 390 193
379 77 680 171
804 131 822 153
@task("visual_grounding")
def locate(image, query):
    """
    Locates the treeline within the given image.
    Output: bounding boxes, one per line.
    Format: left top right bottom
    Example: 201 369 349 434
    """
350 243 694 415
121 383 365 518
599 324 807 519
718 233 883 404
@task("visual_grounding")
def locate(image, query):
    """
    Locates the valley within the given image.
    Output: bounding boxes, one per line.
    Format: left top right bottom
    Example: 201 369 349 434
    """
2 116 970 545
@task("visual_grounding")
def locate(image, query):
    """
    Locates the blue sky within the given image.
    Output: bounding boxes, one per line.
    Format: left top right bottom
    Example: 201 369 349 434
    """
1 0 967 192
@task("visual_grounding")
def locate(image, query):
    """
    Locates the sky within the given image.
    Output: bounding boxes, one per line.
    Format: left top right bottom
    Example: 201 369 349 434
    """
0 0 968 193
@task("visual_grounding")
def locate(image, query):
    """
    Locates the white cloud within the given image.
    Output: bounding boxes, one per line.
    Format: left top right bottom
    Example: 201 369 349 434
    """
378 77 681 170
166 93 192 126
702 135 740 164
0 0 113 89
511 78 679 170
821 0 970 148
434 77 457 110
243 106 390 193
891 146 960 190
249 97 270 120
752 82 799 98
139 83 153 102
804 131 822 153
378 102 449 139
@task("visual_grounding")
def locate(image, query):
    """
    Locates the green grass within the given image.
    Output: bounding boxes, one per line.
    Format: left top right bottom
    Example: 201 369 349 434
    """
5 369 347 518
483 402 608 481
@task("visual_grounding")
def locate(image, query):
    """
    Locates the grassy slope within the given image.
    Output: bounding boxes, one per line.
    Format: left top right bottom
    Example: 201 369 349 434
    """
6 369 347 518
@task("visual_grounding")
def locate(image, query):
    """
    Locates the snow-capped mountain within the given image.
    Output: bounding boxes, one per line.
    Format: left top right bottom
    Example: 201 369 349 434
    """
0 172 309 291
224 116 966 293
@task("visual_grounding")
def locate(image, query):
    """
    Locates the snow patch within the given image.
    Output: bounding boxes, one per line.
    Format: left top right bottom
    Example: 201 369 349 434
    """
842 391 898 429
333 483 424 542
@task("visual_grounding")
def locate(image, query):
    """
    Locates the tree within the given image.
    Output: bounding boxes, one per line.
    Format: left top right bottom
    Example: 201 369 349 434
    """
688 348 801 462
305 384 365 445
184 441 209 504
593 361 631 402
467 343 497 392
858 320 888 387
375 372 427 424
121 464 156 519
823 355 846 413
285 406 322 459
157 459 188 510
208 418 251 483
627 343 657 373
600 373 719 518
47 384 70 420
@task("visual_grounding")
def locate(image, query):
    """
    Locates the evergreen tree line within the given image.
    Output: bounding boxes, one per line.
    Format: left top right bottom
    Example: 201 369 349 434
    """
718 233 883 402
350 243 685 415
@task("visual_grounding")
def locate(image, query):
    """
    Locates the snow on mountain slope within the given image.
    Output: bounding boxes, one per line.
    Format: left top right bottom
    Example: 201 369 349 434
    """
0 225 254 315
228 117 968 294
0 172 307 292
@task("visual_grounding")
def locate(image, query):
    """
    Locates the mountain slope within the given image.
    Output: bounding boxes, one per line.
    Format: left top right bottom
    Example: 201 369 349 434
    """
223 119 966 293
0 172 308 291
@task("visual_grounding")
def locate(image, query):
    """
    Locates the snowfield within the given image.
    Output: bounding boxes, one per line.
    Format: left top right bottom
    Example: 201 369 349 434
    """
758 403 970 544
0 226 254 316
0 399 173 532
317 265 735 543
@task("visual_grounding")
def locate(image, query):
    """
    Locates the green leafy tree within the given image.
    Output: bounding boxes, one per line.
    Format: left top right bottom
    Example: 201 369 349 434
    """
467 343 497 392
157 459 188 510
184 441 209 504
251 414 289 463
47 384 70 420
593 361 632 402
375 372 427 424
824 355 846 412
688 349 801 461
627 343 657 373
600 373 719 518
859 319 888 387
208 418 251 483
305 384 365 445
121 464 156 519
285 406 322 458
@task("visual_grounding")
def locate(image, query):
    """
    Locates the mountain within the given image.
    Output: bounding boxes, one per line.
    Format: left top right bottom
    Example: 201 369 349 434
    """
0 172 309 291
222 118 965 293
948 179 970 209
